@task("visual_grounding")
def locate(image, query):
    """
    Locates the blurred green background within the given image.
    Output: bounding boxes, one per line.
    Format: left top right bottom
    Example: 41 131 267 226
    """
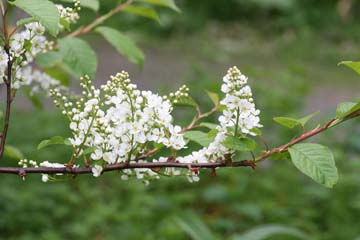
1 0 360 239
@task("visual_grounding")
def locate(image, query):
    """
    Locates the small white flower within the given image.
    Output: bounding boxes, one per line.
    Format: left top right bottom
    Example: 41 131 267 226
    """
92 165 103 177
42 174 49 182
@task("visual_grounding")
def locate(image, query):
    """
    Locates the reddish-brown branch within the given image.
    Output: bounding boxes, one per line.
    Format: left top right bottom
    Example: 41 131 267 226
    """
0 49 13 159
0 160 251 175
0 109 358 176
67 0 134 38
0 15 13 159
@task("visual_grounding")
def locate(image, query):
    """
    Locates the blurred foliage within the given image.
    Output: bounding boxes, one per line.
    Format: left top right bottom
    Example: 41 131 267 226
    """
96 0 360 40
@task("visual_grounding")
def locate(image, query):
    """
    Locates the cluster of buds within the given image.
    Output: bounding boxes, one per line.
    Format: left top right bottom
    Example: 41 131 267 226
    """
168 84 190 104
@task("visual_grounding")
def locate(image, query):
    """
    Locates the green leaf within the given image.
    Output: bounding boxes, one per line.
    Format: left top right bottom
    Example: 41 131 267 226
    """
60 18 71 31
81 146 96 156
288 143 338 188
336 102 360 118
222 136 257 152
37 136 71 150
79 0 99 11
250 128 262 136
206 90 219 106
174 212 215 240
44 67 70 86
137 0 181 12
200 122 218 130
36 51 62 68
339 61 360 75
16 17 36 27
184 131 213 147
10 0 60 36
59 0 99 11
4 145 24 160
58 37 98 78
273 117 300 128
95 27 144 67
297 111 320 126
207 129 218 139
124 5 160 23
273 111 319 128
232 224 307 240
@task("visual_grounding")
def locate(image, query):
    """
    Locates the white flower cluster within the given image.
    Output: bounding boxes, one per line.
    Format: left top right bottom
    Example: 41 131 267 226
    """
50 72 186 180
219 67 261 135
0 22 49 84
0 2 80 94
19 158 39 168
14 67 60 94
56 0 81 30
153 66 262 182
43 67 261 184
168 84 189 104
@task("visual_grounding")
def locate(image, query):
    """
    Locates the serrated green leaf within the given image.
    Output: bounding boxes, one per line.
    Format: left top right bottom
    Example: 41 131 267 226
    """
37 136 71 150
36 51 62 68
336 102 360 118
137 0 180 12
273 111 319 128
232 224 307 240
10 0 60 36
206 90 219 106
58 37 97 78
96 26 144 67
339 61 360 75
288 143 338 188
199 122 217 130
4 145 24 160
124 5 160 23
222 136 256 152
184 131 213 147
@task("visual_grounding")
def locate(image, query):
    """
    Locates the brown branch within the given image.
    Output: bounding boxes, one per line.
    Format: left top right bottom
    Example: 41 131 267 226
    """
0 161 250 175
0 46 13 159
67 0 134 38
0 108 358 176
0 6 12 160
182 104 219 132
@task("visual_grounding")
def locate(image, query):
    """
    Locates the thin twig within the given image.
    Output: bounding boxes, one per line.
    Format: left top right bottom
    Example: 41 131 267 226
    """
67 0 134 38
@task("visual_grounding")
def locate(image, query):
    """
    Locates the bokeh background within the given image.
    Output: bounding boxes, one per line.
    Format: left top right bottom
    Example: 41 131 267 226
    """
1 0 360 239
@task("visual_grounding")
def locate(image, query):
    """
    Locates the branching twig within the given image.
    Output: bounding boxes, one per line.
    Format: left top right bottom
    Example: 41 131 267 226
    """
0 109 358 176
67 0 134 38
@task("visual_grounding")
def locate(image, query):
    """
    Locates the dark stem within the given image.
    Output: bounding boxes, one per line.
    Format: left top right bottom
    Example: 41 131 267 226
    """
0 46 12 159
